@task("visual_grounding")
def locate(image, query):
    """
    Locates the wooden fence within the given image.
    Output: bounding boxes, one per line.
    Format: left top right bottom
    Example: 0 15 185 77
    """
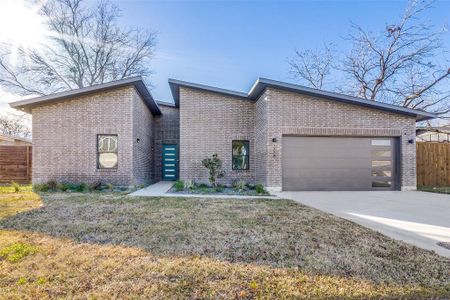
0 146 32 184
417 142 450 186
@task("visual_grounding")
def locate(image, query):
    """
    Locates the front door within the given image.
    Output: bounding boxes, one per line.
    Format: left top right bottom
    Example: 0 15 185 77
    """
162 144 178 181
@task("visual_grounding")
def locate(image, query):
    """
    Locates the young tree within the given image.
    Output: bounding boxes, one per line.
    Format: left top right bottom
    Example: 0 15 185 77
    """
288 44 335 89
0 0 157 96
0 112 31 138
202 154 225 187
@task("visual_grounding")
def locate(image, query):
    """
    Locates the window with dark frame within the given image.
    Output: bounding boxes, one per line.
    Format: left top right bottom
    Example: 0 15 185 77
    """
97 134 118 169
232 140 249 170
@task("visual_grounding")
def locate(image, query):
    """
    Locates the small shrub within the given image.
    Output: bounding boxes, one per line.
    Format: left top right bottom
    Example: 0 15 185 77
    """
202 154 225 187
174 180 185 191
47 180 58 191
78 183 87 192
33 183 49 192
10 181 20 193
0 242 38 262
184 180 195 190
57 183 69 192
67 183 87 192
17 277 27 285
105 183 114 192
233 180 248 192
214 185 224 193
198 183 209 189
89 180 102 191
255 184 267 194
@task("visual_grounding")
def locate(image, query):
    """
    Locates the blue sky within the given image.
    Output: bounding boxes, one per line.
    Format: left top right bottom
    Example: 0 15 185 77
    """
110 0 450 103
0 0 448 111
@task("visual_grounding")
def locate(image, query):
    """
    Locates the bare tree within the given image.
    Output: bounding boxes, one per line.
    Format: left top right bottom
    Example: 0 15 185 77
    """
343 0 450 115
289 0 450 117
288 44 335 89
0 112 31 138
0 0 157 96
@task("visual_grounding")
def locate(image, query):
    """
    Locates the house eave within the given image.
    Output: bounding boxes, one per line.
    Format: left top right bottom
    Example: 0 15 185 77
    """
9 77 162 116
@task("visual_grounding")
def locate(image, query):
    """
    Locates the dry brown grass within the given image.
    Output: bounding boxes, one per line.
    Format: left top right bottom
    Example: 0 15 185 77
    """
0 192 449 299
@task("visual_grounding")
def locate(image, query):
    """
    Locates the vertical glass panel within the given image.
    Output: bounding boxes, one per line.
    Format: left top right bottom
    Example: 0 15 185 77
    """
372 160 391 167
371 170 392 177
372 181 391 188
371 139 391 146
372 150 391 157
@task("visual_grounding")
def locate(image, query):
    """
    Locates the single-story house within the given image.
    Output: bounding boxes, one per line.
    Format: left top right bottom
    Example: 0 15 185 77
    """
9 76 436 191
0 133 32 146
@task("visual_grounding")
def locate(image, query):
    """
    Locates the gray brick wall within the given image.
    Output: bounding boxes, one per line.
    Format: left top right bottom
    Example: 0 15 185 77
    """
132 90 154 185
153 104 180 181
259 88 417 191
179 87 255 185
32 86 152 186
179 86 417 190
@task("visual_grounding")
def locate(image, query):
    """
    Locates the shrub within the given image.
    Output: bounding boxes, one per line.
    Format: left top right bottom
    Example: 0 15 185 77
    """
198 183 209 189
214 185 224 193
184 180 196 190
105 183 114 192
67 183 87 192
47 180 58 191
57 183 69 192
201 154 225 187
233 180 248 192
77 183 87 192
10 181 20 193
255 184 267 194
33 183 49 192
174 180 185 191
89 180 102 191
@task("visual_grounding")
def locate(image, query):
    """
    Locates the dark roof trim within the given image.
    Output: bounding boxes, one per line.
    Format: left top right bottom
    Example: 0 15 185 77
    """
169 77 437 121
9 77 161 115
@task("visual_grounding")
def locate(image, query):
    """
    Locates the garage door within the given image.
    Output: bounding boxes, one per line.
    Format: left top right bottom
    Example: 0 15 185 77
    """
282 137 397 191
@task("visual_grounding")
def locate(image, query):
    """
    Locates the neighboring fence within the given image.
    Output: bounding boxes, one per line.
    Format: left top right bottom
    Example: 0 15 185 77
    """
417 142 450 187
0 146 32 184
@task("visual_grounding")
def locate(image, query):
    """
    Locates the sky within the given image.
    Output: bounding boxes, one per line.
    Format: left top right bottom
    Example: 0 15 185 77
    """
0 0 449 111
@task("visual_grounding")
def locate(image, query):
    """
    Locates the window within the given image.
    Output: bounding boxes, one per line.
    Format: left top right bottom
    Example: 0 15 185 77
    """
232 140 249 170
371 139 391 146
371 160 391 167
97 135 118 169
372 150 391 157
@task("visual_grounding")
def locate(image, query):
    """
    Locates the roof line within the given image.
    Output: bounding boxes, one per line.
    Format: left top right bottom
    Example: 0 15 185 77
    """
9 77 161 115
169 77 438 121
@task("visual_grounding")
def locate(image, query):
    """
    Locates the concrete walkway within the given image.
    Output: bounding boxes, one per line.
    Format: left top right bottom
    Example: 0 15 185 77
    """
276 191 450 257
129 181 173 196
129 181 277 199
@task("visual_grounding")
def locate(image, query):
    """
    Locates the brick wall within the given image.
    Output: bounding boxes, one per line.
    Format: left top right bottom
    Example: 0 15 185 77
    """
153 104 180 181
259 88 417 190
32 86 137 185
179 86 416 190
179 87 255 185
132 89 154 185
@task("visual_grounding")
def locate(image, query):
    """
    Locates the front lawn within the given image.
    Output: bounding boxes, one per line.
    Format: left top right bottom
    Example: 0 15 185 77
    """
0 192 449 299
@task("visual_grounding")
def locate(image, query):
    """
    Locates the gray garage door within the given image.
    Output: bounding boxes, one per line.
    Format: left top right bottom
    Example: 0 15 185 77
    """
282 136 397 191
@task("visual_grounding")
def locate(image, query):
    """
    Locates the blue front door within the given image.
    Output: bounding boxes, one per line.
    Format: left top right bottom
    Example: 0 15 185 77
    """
162 144 178 181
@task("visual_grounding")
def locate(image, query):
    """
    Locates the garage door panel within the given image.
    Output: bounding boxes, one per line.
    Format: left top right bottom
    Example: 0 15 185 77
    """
282 136 396 191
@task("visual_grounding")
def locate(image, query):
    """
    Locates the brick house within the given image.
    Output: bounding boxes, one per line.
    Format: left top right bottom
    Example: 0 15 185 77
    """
9 76 436 191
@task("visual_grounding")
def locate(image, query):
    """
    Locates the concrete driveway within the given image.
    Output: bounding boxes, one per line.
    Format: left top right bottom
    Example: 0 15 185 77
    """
276 191 450 257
